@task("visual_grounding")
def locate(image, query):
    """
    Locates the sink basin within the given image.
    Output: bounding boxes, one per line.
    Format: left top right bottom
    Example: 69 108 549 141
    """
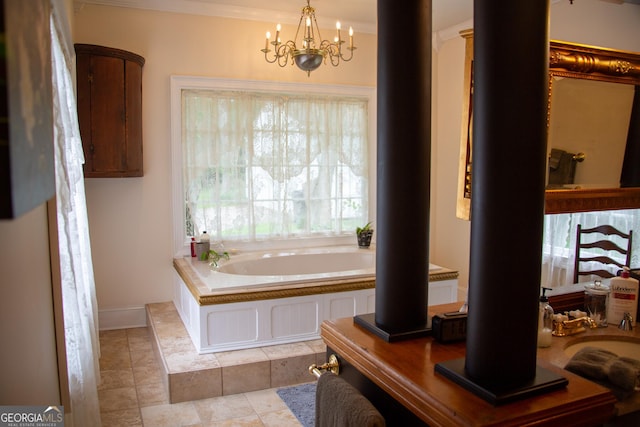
564 337 640 359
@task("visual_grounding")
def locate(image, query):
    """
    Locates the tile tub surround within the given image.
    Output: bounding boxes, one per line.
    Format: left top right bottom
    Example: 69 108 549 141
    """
98 326 303 426
146 302 325 403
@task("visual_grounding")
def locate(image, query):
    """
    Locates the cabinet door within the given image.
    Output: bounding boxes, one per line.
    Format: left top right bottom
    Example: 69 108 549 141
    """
76 45 144 177
85 55 127 175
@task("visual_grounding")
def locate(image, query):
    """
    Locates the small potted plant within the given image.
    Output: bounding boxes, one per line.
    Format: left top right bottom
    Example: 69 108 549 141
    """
200 248 230 269
356 221 374 248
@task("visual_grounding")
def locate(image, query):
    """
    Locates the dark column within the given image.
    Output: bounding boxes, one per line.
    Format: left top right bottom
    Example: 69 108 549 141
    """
620 85 640 187
355 0 431 339
465 0 549 386
436 0 568 404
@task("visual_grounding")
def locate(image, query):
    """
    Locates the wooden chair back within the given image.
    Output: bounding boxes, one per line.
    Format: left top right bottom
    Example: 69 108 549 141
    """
573 224 633 283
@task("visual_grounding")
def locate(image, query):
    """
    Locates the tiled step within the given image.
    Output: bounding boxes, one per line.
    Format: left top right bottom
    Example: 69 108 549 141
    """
146 302 325 403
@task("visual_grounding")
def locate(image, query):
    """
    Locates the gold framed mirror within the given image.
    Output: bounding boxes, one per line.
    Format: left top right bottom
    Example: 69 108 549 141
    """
456 31 640 219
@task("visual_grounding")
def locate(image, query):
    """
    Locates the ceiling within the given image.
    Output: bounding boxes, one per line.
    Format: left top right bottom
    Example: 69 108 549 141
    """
77 0 640 37
203 0 475 33
77 0 474 35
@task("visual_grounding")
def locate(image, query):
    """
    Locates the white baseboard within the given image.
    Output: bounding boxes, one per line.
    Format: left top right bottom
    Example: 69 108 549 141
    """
99 306 147 330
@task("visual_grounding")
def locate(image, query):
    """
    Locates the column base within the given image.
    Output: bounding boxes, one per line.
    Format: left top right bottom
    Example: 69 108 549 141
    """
354 313 432 342
435 358 568 405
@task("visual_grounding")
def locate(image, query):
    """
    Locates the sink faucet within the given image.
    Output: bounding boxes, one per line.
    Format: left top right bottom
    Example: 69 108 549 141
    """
552 316 598 337
618 312 634 331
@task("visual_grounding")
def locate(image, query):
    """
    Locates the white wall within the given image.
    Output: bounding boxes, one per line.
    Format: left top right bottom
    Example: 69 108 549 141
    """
73 4 378 328
0 204 61 404
73 0 640 327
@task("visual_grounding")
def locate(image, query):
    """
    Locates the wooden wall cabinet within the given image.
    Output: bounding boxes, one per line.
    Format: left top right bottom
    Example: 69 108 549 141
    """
75 44 145 177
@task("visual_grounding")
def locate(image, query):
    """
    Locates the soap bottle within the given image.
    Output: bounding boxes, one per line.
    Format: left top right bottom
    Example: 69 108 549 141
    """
196 231 210 260
538 287 554 348
190 237 196 257
608 267 638 327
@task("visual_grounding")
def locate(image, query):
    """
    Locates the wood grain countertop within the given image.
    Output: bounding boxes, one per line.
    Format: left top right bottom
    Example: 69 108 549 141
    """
320 302 640 426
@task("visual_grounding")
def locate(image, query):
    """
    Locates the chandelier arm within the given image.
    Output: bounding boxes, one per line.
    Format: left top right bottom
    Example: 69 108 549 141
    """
340 46 355 62
279 42 296 67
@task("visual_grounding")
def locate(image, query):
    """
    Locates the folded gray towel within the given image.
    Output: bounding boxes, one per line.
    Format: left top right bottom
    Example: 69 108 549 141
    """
565 346 640 401
565 346 617 380
315 373 385 427
608 357 640 392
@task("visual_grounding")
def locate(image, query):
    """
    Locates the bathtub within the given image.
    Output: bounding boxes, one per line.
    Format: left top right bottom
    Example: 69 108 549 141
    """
173 245 458 353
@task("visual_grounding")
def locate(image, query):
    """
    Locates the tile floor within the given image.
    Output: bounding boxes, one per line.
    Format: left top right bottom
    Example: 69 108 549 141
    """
98 327 305 426
145 302 326 404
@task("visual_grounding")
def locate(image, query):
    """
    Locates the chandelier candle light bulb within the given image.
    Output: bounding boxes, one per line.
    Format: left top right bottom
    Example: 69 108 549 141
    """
260 0 356 76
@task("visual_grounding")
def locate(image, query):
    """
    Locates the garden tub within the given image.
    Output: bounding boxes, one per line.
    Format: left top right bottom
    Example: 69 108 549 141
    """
173 245 458 353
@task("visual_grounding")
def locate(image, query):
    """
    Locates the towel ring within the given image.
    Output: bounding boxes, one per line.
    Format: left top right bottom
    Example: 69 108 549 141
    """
309 354 340 378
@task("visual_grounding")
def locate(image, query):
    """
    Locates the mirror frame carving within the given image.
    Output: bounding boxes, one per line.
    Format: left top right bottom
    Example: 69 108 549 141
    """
456 32 640 219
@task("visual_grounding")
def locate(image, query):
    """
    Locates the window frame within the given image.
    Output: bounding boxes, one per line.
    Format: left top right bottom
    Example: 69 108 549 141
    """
170 76 377 256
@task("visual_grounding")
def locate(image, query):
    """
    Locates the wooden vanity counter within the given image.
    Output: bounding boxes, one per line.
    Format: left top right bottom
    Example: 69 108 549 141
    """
321 302 623 426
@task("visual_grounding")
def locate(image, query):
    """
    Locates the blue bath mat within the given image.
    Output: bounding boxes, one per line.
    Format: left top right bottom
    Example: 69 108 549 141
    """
277 382 316 427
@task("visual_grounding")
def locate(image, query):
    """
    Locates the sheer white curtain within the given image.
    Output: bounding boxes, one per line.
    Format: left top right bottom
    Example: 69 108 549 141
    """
51 5 101 425
541 209 640 288
182 89 369 242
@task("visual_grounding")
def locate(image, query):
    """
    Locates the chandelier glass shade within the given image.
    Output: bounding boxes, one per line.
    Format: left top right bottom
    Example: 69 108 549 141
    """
261 0 356 75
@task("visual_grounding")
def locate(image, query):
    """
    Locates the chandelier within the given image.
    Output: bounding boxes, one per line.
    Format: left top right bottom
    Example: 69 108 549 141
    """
261 0 356 76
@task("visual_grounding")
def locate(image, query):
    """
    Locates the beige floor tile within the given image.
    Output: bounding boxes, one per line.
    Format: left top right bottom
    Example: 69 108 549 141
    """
215 347 269 366
98 305 310 426
133 364 163 386
100 329 128 340
193 394 256 423
270 355 317 388
159 335 196 354
100 331 129 351
222 361 270 395
202 414 265 426
98 368 135 390
155 323 191 342
140 401 201 426
127 326 150 337
147 302 178 315
131 349 159 368
98 386 138 413
261 342 315 359
259 409 302 427
165 350 220 373
128 332 153 353
99 407 143 427
170 368 223 403
305 339 326 354
244 388 289 415
99 348 132 370
152 309 183 325
137 382 169 407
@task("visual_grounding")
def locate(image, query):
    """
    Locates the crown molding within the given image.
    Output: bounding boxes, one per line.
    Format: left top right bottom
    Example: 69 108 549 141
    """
74 0 378 34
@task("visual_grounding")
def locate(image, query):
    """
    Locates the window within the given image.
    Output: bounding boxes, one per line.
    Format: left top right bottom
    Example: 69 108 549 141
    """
541 208 640 287
171 77 376 254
